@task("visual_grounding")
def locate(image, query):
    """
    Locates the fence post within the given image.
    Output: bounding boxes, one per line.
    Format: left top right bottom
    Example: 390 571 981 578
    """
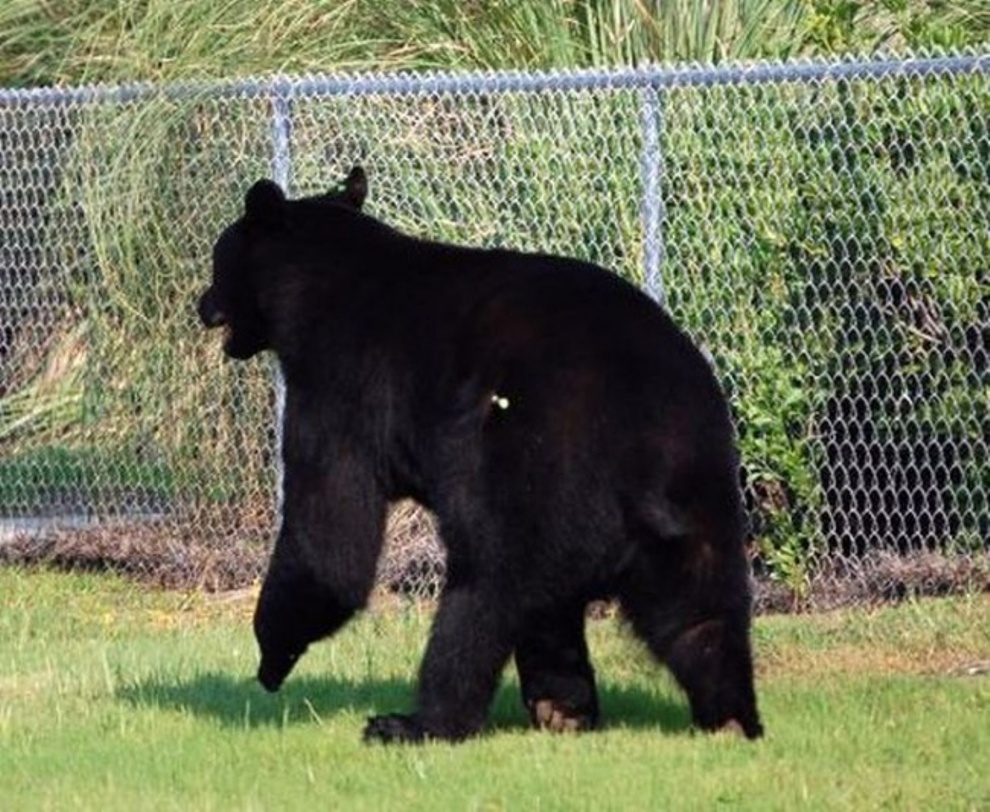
270 80 292 522
639 82 665 304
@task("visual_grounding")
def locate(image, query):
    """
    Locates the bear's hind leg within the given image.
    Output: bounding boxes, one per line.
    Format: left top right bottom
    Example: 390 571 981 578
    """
663 613 763 739
619 539 763 739
514 601 599 732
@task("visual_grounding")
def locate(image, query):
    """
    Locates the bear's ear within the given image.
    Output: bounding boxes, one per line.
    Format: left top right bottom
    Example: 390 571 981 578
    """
244 179 287 227
340 166 367 210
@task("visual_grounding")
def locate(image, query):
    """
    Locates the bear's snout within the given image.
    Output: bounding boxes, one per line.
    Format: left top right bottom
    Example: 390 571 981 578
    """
197 289 227 328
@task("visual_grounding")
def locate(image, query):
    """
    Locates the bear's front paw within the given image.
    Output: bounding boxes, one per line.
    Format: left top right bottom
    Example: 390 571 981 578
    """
363 714 427 745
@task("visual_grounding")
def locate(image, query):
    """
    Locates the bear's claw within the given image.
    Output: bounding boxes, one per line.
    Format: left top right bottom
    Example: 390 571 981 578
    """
363 714 427 745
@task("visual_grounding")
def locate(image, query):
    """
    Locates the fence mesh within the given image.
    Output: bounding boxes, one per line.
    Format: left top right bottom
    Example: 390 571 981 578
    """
1 52 987 607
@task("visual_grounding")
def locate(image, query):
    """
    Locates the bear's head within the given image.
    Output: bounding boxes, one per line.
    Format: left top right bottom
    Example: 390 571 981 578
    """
197 166 368 359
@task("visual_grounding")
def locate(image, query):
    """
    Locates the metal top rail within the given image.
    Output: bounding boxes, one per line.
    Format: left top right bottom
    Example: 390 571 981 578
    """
1 51 987 108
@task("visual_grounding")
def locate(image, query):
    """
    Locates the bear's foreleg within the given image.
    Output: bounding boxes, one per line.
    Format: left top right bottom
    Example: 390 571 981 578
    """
364 581 518 743
254 449 387 692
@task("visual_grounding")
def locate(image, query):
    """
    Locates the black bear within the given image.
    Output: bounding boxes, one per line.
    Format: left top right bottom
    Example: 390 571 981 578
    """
197 167 763 743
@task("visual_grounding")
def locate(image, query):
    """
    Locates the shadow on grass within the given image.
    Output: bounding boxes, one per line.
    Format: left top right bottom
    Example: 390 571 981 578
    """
487 680 692 736
117 671 692 736
116 673 413 730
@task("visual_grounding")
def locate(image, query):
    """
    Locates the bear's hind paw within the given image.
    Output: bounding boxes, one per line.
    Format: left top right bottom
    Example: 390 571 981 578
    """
530 699 598 733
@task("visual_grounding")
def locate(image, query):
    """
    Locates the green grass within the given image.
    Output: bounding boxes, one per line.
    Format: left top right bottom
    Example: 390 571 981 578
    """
1 1 987 87
0 568 987 810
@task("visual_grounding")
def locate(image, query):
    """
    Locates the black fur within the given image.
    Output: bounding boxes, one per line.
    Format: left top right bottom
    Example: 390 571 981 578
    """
197 167 763 743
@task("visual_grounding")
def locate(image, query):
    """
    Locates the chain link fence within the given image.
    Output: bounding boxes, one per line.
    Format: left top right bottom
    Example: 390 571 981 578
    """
1 51 987 607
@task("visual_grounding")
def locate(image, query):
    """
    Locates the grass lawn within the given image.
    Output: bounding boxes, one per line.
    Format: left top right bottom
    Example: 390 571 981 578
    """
0 567 987 811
